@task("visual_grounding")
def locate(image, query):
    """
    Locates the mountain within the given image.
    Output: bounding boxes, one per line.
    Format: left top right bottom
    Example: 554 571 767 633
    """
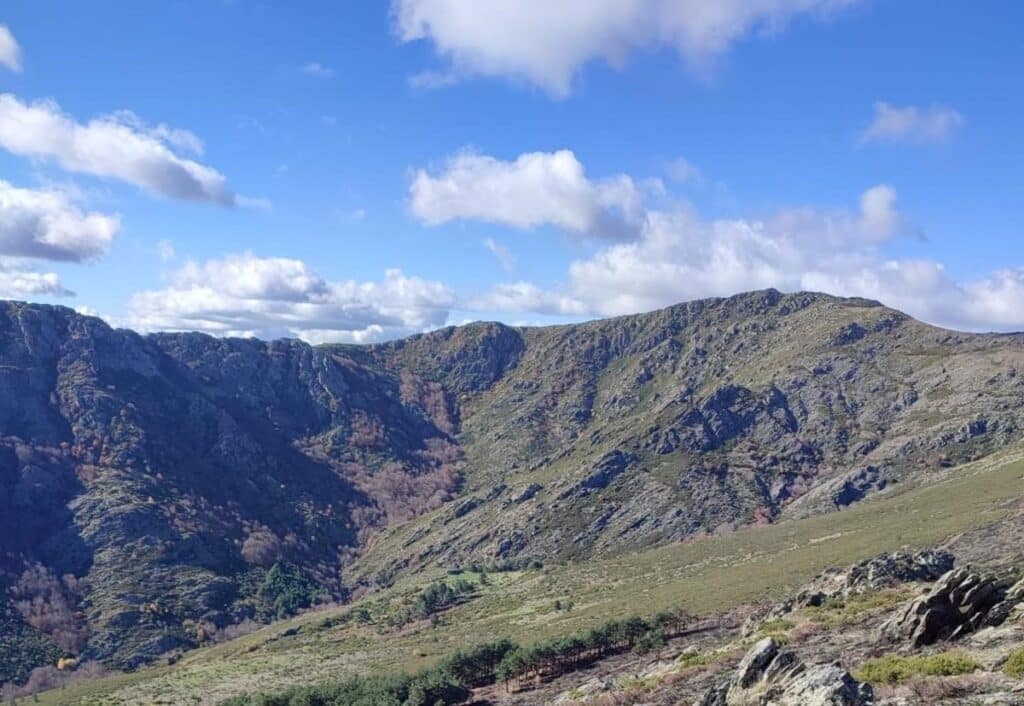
2 289 1024 685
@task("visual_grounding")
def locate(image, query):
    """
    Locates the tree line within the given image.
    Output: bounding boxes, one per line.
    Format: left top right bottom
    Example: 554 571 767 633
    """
222 608 691 705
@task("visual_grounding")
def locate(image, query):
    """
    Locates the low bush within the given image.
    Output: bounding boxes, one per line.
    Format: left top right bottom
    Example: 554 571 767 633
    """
221 667 469 706
757 618 794 635
1001 647 1024 678
855 651 980 685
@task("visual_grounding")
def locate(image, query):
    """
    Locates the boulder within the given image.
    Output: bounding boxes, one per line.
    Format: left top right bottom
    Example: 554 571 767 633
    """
879 566 1008 647
696 637 873 706
981 576 1024 628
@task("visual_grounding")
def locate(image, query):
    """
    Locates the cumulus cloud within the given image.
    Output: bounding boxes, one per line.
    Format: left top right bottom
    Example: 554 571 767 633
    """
0 25 21 73
558 190 914 318
861 102 964 144
409 149 645 239
472 173 1024 332
0 180 119 262
473 280 587 316
392 0 860 96
126 252 454 342
0 94 235 204
0 260 72 298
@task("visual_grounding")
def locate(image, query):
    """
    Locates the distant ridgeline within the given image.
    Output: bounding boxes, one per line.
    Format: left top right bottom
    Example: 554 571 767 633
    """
2 288 1024 684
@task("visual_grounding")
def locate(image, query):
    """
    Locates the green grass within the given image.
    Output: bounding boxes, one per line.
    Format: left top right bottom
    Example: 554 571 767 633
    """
33 449 1024 705
802 588 913 629
756 618 794 635
855 651 981 685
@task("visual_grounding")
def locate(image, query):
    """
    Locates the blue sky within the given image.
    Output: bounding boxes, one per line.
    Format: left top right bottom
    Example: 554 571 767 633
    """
0 1 1021 341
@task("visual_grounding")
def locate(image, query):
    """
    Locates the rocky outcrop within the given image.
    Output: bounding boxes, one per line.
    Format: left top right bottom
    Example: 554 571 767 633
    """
745 550 954 635
879 567 1008 647
0 302 462 676
983 576 1024 628
7 286 1024 679
697 638 873 706
559 450 637 499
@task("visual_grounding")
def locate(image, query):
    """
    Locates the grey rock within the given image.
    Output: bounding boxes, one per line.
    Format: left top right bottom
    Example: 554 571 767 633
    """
879 566 1008 646
698 637 873 706
747 550 954 635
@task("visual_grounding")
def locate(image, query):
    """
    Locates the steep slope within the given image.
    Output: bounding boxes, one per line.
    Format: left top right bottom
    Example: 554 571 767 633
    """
0 302 460 675
349 290 1024 583
3 289 1024 686
30 448 1024 705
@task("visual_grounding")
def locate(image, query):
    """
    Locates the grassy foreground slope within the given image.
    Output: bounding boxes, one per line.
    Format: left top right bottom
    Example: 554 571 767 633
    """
36 447 1024 705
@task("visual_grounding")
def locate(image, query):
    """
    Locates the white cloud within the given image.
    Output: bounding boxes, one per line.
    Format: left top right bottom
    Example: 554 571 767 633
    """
473 280 586 316
0 25 21 73
471 170 1024 332
105 110 206 155
126 253 454 342
392 0 860 96
301 62 335 78
0 260 72 298
558 192 916 318
483 237 515 271
409 149 645 239
0 94 235 204
0 179 119 262
861 102 964 144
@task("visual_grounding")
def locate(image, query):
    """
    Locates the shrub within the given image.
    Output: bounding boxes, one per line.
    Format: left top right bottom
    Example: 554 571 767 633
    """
757 618 794 635
632 628 666 654
855 651 980 685
0 660 109 699
241 529 282 567
256 562 324 620
1002 647 1024 678
9 564 87 653
389 578 477 627
221 665 469 706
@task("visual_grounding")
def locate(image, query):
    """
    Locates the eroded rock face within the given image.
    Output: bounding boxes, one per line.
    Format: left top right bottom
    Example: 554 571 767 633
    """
879 567 1008 647
984 576 1024 628
744 550 954 636
697 637 873 706
0 302 463 673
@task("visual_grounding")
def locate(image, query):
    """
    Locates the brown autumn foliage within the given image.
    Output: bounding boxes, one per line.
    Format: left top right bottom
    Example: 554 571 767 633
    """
399 370 458 435
10 563 88 654
241 528 283 567
0 660 109 699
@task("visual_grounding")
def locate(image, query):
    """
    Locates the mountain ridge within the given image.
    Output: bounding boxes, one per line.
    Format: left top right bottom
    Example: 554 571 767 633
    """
2 289 1023 686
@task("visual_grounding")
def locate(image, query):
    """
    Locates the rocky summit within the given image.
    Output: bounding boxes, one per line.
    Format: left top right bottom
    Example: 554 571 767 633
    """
3 289 1024 684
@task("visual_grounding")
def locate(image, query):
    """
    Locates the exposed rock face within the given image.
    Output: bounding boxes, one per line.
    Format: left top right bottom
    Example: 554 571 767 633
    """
697 637 874 706
744 550 954 636
983 576 1024 628
0 302 461 674
355 288 1024 585
6 288 1024 678
879 567 1009 646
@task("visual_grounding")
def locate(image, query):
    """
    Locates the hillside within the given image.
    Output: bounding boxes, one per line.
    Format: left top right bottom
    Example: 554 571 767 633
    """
25 446 1024 704
2 289 1024 689
347 289 1024 584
